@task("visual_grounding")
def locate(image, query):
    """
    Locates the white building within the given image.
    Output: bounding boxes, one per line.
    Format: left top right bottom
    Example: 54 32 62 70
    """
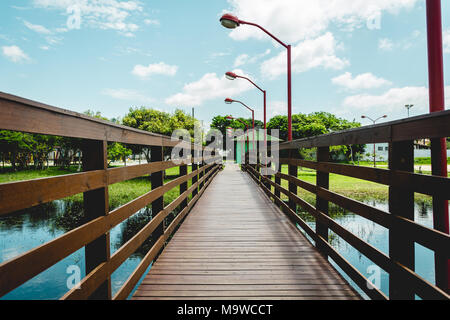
363 142 450 161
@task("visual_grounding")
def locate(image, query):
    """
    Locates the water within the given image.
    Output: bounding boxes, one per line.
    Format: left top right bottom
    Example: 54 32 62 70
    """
0 197 440 300
0 200 158 300
297 199 438 299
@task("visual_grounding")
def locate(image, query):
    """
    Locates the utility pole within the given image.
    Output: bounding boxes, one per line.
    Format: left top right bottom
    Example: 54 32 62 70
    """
405 104 414 117
361 115 388 167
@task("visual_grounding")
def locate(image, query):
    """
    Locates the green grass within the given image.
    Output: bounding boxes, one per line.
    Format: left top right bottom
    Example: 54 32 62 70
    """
276 164 431 204
0 164 194 210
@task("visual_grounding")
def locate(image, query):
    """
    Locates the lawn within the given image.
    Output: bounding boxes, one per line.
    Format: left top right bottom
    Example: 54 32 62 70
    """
0 165 194 210
275 164 431 204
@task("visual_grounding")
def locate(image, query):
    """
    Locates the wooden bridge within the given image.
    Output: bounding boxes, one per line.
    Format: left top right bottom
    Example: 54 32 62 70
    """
133 163 359 300
0 92 449 300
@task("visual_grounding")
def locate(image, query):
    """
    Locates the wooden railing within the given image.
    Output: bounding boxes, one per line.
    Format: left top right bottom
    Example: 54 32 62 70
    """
0 92 222 299
244 110 450 300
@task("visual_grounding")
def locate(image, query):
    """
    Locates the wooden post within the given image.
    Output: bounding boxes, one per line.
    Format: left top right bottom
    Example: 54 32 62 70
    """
199 150 204 190
264 141 273 190
388 141 415 299
288 150 297 213
151 146 164 244
82 140 111 300
431 137 450 293
275 157 281 199
316 147 330 255
192 148 198 197
180 162 188 209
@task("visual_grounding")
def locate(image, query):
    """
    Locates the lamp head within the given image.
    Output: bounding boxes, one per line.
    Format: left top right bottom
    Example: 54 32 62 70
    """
220 13 240 29
225 116 233 120
224 98 234 104
225 71 237 80
383 115 387 118
361 115 366 119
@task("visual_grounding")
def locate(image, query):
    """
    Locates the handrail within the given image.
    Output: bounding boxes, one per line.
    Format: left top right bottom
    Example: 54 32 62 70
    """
0 91 209 150
0 92 223 300
245 110 450 300
279 109 450 149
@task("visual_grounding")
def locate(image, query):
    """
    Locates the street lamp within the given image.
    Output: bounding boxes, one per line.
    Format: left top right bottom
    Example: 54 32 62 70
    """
224 98 255 151
225 71 266 131
361 115 387 167
405 104 414 117
225 71 267 162
220 14 293 141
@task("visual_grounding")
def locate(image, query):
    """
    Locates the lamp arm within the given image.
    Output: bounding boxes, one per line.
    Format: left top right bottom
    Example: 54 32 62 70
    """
239 20 289 49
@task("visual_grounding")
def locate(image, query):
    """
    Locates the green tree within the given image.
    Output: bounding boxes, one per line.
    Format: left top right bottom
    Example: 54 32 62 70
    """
108 142 132 166
210 115 258 151
267 112 365 161
122 107 200 162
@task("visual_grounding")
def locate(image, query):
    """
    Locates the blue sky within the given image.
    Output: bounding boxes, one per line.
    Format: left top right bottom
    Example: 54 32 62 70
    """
1 0 449 131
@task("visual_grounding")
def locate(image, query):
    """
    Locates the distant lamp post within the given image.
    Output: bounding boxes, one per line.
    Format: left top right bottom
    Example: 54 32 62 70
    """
226 115 250 153
361 115 388 167
225 71 268 163
405 104 414 117
220 13 293 141
224 98 255 150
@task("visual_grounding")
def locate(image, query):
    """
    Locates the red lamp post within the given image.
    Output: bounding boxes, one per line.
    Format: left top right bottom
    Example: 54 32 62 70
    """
225 71 267 158
425 0 449 293
220 14 293 141
224 98 255 151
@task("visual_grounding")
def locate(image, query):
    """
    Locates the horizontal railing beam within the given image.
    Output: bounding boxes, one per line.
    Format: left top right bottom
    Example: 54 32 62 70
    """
279 158 450 197
279 109 450 149
0 163 216 298
246 165 450 300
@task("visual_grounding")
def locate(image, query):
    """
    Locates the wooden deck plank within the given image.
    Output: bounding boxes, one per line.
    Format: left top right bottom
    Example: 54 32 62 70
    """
133 163 360 300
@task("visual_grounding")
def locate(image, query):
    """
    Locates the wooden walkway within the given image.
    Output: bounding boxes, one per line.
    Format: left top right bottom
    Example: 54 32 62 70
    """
133 163 360 300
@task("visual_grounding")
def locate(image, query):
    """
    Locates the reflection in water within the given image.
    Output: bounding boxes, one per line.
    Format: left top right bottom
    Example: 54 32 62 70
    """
296 199 438 299
0 197 440 300
0 199 181 300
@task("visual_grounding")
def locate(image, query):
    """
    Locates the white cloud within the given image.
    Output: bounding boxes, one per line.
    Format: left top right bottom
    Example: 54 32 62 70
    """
165 70 253 107
379 31 421 51
2 45 30 62
234 54 249 67
332 72 392 90
33 0 143 35
144 19 159 26
444 29 450 54
24 20 52 34
378 38 394 51
102 88 155 104
261 32 349 78
342 86 428 114
132 62 178 78
340 85 450 118
233 49 270 67
224 0 418 43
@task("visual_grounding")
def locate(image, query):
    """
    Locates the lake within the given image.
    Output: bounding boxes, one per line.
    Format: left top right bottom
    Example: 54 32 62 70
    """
0 197 440 300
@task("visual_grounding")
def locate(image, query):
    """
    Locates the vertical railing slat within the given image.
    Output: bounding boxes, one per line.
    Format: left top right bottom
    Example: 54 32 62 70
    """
288 150 298 213
388 140 415 299
82 139 111 300
316 146 330 255
151 146 165 250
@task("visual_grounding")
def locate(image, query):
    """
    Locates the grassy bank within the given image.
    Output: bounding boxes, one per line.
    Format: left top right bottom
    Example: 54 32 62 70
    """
277 164 432 205
0 165 192 211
